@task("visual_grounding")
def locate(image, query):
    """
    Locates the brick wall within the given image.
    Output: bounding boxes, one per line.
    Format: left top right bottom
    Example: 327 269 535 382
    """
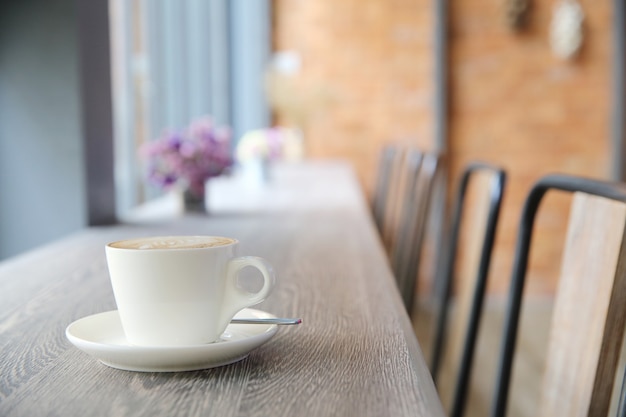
272 0 613 295
449 0 613 294
272 0 435 196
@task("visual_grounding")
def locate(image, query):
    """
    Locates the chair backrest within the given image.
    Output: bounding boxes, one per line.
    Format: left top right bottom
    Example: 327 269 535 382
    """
391 151 441 311
372 145 401 233
389 149 423 273
428 163 506 417
491 175 626 417
381 147 413 254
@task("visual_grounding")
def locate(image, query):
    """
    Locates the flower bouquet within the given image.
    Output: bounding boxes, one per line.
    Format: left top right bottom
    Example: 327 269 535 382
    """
141 117 233 206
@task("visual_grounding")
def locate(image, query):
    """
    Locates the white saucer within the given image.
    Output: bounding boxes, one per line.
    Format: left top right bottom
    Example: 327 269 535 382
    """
66 308 278 372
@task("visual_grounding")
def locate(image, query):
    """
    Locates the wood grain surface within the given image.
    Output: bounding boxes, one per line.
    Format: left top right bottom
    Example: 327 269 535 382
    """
539 193 626 417
0 162 445 417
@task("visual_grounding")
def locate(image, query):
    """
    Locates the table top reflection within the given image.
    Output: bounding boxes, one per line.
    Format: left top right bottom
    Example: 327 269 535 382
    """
0 160 444 417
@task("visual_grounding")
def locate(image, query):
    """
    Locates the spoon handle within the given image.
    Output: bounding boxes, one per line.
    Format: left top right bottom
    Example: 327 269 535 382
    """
230 317 302 325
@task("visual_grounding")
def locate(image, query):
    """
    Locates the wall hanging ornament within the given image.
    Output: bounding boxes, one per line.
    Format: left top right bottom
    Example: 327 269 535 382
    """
504 0 530 30
549 0 585 60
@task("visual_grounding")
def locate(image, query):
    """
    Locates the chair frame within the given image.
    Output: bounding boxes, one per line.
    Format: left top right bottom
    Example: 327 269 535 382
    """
490 174 626 417
429 163 506 417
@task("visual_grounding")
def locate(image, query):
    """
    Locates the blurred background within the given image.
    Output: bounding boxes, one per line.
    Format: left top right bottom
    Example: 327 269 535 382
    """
0 0 621 301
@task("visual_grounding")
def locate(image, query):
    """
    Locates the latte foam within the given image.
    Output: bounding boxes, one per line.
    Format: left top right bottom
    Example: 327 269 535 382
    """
109 236 236 250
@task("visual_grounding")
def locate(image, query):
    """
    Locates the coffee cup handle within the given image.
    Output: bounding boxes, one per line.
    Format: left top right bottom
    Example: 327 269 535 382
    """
219 256 276 331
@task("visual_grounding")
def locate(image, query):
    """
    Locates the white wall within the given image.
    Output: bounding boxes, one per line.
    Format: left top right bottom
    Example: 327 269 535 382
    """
0 0 87 259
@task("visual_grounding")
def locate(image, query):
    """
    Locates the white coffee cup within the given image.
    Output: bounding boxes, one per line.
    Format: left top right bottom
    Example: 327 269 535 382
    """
105 235 275 346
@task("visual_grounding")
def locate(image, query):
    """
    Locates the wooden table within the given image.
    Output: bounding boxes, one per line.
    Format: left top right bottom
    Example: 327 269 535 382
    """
0 161 445 417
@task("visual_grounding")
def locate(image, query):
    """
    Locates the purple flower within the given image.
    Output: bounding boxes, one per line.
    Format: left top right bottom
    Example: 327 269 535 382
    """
140 116 233 196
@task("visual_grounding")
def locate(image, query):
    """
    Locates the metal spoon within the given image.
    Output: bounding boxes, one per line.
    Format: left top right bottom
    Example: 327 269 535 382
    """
230 317 302 325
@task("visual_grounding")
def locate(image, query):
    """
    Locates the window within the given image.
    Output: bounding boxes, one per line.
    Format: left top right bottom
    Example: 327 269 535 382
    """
109 0 271 217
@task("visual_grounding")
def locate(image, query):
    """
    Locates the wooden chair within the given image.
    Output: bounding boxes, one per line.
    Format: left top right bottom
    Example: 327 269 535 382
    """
390 151 441 312
490 175 626 417
388 149 422 270
428 163 506 417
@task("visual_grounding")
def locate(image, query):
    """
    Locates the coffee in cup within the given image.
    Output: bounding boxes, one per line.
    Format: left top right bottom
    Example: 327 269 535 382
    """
105 236 275 346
